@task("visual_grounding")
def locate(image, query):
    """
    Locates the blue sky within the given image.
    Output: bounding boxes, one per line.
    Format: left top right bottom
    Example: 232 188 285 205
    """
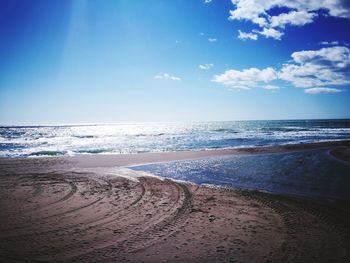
0 0 350 125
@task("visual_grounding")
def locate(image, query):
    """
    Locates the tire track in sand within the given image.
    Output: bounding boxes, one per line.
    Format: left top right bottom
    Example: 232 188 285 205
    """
67 179 193 262
239 189 350 263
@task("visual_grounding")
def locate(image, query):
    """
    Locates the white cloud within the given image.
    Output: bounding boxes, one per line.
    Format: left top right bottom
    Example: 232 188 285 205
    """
304 87 342 94
279 46 350 87
320 41 340 46
213 46 350 94
212 67 277 90
270 10 316 28
255 27 283 40
204 0 212 4
230 0 350 40
238 30 258 40
208 38 217 42
199 63 214 70
291 46 350 64
229 0 268 27
154 73 181 81
262 85 280 90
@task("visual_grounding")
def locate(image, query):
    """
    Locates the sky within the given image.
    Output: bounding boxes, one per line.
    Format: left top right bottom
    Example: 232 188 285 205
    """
0 0 350 125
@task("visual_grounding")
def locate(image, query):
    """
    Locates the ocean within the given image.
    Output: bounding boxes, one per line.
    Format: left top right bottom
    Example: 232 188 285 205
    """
132 149 350 201
0 119 350 158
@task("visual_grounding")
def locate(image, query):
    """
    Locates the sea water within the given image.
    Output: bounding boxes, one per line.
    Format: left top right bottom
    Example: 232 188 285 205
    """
132 149 350 201
1 119 350 157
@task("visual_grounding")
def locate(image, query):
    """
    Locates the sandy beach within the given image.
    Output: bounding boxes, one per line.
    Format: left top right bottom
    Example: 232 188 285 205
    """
2 0 350 261
1 141 350 262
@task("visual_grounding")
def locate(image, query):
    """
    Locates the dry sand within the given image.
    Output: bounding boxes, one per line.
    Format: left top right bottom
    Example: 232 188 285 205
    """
0 141 350 262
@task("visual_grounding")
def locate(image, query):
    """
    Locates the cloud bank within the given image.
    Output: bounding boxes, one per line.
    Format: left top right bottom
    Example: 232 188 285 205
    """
279 46 350 88
213 46 350 93
230 0 350 40
213 67 277 90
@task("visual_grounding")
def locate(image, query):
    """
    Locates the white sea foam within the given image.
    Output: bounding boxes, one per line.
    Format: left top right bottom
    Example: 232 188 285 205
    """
1 120 349 157
71 166 163 183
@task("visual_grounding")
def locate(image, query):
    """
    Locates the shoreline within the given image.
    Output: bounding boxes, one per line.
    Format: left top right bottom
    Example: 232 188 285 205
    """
1 139 349 168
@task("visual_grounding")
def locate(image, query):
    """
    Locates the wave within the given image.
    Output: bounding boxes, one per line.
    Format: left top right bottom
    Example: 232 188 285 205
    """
76 148 111 154
29 150 67 156
213 128 238 133
73 135 96 139
134 133 166 137
1 120 350 158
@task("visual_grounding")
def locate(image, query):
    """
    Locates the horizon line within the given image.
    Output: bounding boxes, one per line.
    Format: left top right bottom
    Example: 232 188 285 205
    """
1 117 350 127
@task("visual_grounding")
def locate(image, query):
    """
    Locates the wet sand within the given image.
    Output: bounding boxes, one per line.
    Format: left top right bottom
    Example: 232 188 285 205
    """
63 139 350 168
0 141 350 262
